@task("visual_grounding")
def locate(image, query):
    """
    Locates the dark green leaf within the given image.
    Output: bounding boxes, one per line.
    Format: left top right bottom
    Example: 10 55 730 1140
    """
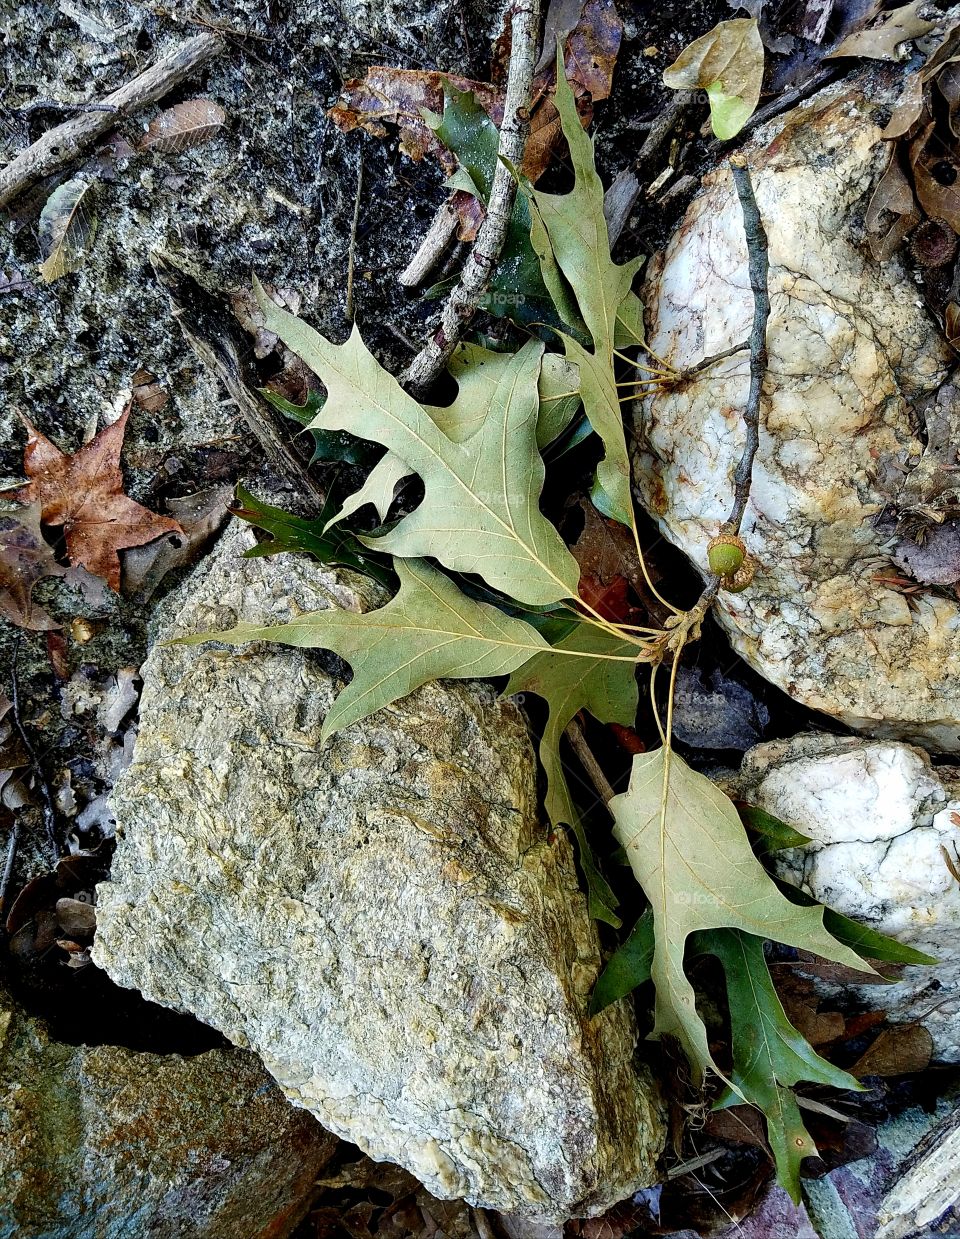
696 928 863 1202
739 803 812 853
777 879 937 966
589 910 654 1013
231 485 394 589
259 388 379 467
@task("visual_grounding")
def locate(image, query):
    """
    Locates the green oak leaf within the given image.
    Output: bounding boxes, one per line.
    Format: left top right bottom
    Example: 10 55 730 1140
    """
428 86 572 334
609 746 876 1082
698 929 863 1202
231 485 394 589
530 61 644 524
590 909 655 1013
252 287 582 607
259 388 379 467
179 557 552 743
505 623 639 925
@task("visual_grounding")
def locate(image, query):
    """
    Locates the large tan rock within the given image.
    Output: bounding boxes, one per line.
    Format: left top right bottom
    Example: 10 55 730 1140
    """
92 524 664 1222
633 72 958 749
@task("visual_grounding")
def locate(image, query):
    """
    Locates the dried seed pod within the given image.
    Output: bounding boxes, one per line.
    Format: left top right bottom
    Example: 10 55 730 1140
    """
723 557 757 593
707 532 747 577
910 219 958 269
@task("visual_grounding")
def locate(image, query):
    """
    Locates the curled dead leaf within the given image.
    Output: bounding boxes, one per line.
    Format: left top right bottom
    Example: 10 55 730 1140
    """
828 0 938 60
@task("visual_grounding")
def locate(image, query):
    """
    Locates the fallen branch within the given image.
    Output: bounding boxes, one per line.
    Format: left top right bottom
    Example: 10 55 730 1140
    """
679 155 770 626
0 33 222 210
399 197 460 287
565 718 616 805
0 819 20 920
151 251 327 513
10 637 58 867
401 0 540 393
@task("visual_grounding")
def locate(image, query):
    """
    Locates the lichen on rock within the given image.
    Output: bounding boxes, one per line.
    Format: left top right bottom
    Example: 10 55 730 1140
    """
91 523 665 1221
633 71 960 749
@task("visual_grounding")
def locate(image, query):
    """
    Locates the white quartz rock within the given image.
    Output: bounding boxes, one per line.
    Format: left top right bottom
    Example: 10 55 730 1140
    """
738 733 960 1060
633 73 958 749
92 522 664 1222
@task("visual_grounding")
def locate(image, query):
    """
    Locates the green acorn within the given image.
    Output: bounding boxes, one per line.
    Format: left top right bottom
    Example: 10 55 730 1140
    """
707 532 747 577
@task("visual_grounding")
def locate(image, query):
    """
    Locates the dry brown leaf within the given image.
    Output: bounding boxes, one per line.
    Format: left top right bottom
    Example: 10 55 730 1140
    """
140 98 227 154
130 368 170 414
828 0 938 60
865 149 920 261
120 483 233 600
850 1023 934 1076
0 501 68 631
329 0 621 184
908 120 960 233
13 407 182 592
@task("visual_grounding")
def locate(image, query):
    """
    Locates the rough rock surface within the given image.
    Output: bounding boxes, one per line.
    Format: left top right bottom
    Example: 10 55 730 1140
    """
92 523 665 1221
738 733 960 1060
0 985 336 1239
633 72 960 748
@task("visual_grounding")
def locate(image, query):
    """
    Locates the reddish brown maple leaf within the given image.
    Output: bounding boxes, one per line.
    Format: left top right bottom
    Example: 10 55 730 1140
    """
14 407 181 591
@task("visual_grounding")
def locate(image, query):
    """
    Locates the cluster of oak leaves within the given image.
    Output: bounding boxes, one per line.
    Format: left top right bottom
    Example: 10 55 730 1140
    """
213 66 931 1201
0 9 947 1206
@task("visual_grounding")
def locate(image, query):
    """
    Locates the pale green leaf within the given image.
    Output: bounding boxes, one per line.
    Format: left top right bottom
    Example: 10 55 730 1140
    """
663 18 764 142
38 176 98 283
324 452 410 529
530 63 643 523
506 623 639 924
609 746 876 1082
178 557 552 742
700 929 862 1202
252 286 582 606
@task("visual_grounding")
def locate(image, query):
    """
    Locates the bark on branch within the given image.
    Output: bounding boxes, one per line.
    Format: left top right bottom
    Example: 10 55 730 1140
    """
401 0 541 393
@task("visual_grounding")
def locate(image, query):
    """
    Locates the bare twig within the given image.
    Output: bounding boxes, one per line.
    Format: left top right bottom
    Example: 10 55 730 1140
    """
603 168 640 249
725 155 769 536
680 156 770 626
399 197 460 287
10 637 58 866
345 154 363 321
679 338 750 381
0 33 223 210
401 0 540 392
0 819 21 920
565 718 616 805
151 251 327 513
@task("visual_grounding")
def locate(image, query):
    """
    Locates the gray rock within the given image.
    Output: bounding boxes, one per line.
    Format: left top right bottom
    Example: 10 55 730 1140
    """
672 666 769 751
738 733 960 1061
0 985 336 1239
92 524 665 1221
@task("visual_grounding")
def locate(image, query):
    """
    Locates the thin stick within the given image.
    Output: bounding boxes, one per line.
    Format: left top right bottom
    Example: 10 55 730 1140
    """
0 819 20 919
684 156 770 623
345 154 363 322
0 33 223 209
10 638 58 865
725 155 769 536
401 0 540 393
680 338 750 380
565 718 616 805
151 251 327 513
399 197 459 287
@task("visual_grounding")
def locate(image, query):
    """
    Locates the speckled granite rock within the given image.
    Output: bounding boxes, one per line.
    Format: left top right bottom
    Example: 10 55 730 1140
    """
92 523 664 1221
738 734 960 1060
633 72 958 748
0 985 335 1239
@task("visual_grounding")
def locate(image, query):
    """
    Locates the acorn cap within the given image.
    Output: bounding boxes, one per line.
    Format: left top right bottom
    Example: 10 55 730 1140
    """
707 532 746 577
723 557 756 593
